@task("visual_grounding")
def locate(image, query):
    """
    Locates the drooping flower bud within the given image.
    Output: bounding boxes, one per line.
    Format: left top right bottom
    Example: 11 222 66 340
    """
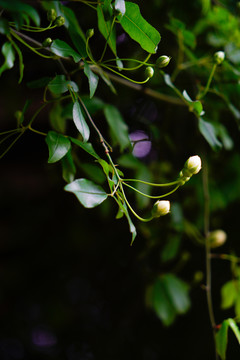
208 230 227 248
156 55 171 68
152 200 170 218
214 51 225 65
54 16 65 27
86 28 94 39
182 155 202 178
42 37 52 47
145 66 154 78
47 9 57 22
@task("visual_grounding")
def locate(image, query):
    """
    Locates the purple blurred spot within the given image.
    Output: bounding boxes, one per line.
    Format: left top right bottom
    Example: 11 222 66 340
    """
32 327 57 348
129 130 152 158
117 33 127 45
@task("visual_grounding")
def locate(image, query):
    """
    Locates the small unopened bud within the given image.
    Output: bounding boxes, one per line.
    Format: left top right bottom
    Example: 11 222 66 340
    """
145 66 154 78
152 200 170 218
47 8 57 22
14 110 22 121
156 55 171 68
86 28 94 39
214 51 225 65
54 16 65 27
182 155 202 178
42 37 52 47
208 230 227 248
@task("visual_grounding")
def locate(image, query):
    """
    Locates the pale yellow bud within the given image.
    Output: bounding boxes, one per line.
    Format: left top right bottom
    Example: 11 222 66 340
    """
152 200 170 218
208 230 227 248
182 155 202 177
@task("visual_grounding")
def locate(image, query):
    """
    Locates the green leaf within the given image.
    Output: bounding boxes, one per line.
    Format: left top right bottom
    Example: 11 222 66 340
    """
70 137 99 159
46 131 71 163
61 150 76 183
152 278 176 326
50 39 82 63
198 118 222 151
217 124 234 151
64 178 108 208
221 280 238 309
121 202 137 245
0 42 15 76
164 274 190 314
0 0 40 26
84 62 99 98
49 102 67 134
161 236 181 263
104 105 130 151
61 5 87 58
0 18 10 35
97 3 117 55
182 90 203 116
27 77 52 89
48 75 79 94
118 2 161 53
115 0 126 16
228 318 240 344
78 163 106 185
72 101 90 143
216 320 229 360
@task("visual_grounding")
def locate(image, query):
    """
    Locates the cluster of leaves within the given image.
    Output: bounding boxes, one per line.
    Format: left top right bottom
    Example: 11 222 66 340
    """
1 0 240 359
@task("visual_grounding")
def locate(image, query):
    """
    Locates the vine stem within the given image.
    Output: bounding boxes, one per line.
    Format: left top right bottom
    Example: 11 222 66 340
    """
202 158 219 360
197 63 217 100
9 29 183 106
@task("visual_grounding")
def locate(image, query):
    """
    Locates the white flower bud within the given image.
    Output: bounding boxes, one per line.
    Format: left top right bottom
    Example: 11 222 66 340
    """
156 55 171 68
145 66 154 78
152 200 170 218
182 155 202 177
214 51 225 65
208 230 227 248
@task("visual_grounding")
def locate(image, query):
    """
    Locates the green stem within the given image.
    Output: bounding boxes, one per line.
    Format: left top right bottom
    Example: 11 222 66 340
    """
99 15 116 63
210 254 240 263
102 53 152 71
202 159 219 360
197 63 217 100
122 182 180 199
101 64 151 84
119 182 153 222
77 94 112 151
10 23 56 32
10 29 54 59
0 129 21 136
86 37 97 64
28 126 47 136
123 178 181 187
0 131 25 159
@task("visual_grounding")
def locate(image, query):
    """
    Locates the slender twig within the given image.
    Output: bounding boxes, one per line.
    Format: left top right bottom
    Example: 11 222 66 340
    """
9 29 183 105
202 158 219 360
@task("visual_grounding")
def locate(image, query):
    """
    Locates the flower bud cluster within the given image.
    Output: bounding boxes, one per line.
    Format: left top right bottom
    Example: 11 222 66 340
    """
152 200 170 218
47 9 57 22
179 155 202 185
54 16 65 27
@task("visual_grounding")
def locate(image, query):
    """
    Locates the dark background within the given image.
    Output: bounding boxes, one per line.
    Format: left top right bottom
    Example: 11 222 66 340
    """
1 0 240 359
